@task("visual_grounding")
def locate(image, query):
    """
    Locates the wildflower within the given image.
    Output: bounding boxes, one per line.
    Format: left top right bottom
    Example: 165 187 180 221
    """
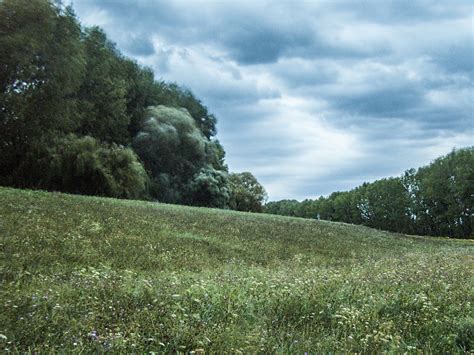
88 330 98 340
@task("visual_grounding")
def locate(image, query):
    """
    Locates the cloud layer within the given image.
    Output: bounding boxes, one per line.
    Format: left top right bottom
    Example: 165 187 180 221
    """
71 0 473 200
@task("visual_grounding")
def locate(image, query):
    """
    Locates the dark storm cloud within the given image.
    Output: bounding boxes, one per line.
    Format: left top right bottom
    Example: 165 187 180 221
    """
216 22 381 65
219 26 310 64
73 0 389 65
334 85 424 117
71 0 473 200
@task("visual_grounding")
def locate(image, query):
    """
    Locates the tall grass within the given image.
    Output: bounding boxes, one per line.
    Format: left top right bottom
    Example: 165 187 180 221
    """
1 187 472 352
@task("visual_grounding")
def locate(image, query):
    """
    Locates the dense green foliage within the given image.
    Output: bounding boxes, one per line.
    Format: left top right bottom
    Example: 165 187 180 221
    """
16 135 148 199
265 148 474 238
0 0 86 175
1 187 473 352
0 0 265 211
229 172 268 212
132 106 224 204
188 168 232 208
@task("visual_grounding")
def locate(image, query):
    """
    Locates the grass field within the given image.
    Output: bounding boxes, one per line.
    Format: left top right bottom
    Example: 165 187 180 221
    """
0 187 473 352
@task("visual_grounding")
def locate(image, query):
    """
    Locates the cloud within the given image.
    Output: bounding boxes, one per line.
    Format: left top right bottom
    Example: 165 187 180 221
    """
220 26 309 65
137 39 281 109
334 84 424 117
123 37 155 56
432 41 474 76
71 0 474 200
270 58 339 88
328 0 473 24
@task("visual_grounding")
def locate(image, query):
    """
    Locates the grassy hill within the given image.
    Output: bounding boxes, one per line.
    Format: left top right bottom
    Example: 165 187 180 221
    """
1 187 473 352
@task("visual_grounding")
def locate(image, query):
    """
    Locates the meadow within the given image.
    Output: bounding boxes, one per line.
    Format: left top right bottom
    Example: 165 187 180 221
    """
0 187 473 352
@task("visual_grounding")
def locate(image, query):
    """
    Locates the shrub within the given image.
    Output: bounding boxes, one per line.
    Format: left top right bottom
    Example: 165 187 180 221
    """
187 167 232 208
229 172 267 212
16 135 148 199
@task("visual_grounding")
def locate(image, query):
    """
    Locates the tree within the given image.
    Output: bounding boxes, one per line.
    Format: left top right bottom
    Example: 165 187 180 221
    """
76 27 129 144
153 82 217 139
357 178 411 232
188 168 232 208
414 148 473 238
332 191 362 224
0 0 264 212
0 0 85 183
120 59 161 138
264 147 473 238
16 135 148 199
264 199 300 216
297 199 321 219
132 105 212 203
229 172 267 212
401 168 431 235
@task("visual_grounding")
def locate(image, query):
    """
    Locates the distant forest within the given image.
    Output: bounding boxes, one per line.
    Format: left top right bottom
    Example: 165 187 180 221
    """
266 148 474 239
0 0 267 212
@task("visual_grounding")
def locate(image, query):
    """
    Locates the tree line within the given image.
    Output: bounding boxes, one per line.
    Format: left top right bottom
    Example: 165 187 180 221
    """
0 0 267 211
265 148 474 239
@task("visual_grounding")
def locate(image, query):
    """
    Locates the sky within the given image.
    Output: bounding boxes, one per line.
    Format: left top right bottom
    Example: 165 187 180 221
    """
71 0 473 201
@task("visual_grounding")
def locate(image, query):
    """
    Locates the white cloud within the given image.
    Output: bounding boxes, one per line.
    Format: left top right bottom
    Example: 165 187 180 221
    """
224 96 363 200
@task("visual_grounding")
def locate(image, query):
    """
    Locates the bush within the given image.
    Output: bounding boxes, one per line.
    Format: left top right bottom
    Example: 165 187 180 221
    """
16 135 148 199
229 172 267 212
187 168 232 208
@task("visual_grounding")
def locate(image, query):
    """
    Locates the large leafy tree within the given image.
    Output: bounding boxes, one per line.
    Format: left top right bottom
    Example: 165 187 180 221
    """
332 191 363 225
132 105 211 203
414 148 473 237
76 27 129 144
153 82 217 139
356 178 412 232
0 0 85 184
121 59 161 138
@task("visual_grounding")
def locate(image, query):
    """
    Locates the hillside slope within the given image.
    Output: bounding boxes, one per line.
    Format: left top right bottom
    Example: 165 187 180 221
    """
1 187 473 352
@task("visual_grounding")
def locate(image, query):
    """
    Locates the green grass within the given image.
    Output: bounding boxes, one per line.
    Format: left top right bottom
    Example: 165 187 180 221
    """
1 187 473 353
